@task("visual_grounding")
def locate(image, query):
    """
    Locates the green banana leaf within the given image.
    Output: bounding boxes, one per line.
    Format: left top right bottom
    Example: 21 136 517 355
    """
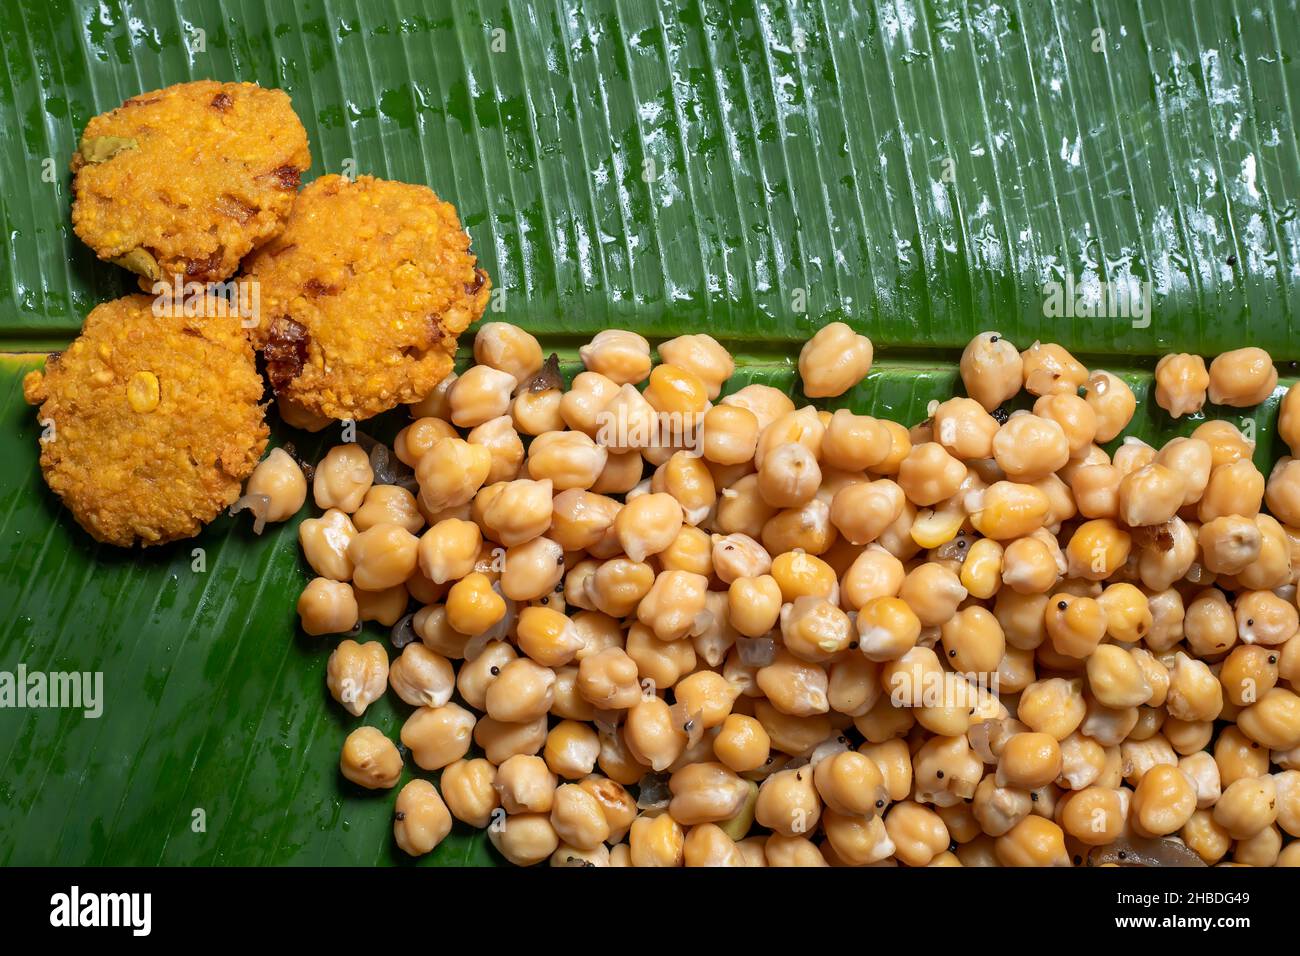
0 0 1297 865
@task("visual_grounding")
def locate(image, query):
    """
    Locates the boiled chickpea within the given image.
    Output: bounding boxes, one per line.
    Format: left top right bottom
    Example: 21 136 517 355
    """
340 726 402 790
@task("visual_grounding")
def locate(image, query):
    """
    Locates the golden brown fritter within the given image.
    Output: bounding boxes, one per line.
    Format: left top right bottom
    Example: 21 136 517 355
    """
22 295 269 547
71 80 311 287
242 174 489 421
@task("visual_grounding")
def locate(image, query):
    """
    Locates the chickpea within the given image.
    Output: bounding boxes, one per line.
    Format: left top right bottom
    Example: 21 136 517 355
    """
1206 347 1277 406
393 779 453 855
912 734 983 806
500 536 564 603
473 321 543 387
401 701 476 771
1237 687 1300 749
476 714 549 766
959 332 1023 410
449 364 516 428
513 387 564 437
1166 652 1224 722
298 508 358 582
712 713 772 773
1199 515 1262 575
940 606 1005 676
1031 393 1097 458
395 417 457 467
997 732 1062 789
930 397 998 461
580 329 652 385
757 648 829 717
818 410 889 473
799 322 874 397
1086 645 1151 709
623 696 687 772
829 479 905 546
609 492 681 563
1002 534 1064 595
297 577 359 636
526 430 608 491
668 762 750 825
441 758 499 827
700 404 759 467
240 447 307 527
959 538 1004 600
1154 353 1210 417
757 442 822 509
445 571 506 635
1018 677 1086 740
884 801 949 866
781 595 853 662
995 815 1069 866
1045 595 1107 660
1199 458 1265 522
635 569 709 642
898 562 967 628
483 658 556 723
346 522 420 592
1117 463 1185 527
628 812 684 867
1069 464 1121 520
415 437 491 515
559 371 619 437
339 726 402 790
351 484 423 536
657 333 734 399
476 477 553 547
495 754 558 814
313 444 373 513
1237 590 1298 646
489 813 559 867
1211 774 1278 840
577 777 638 843
896 442 967 507
1136 517 1196 592
1220 644 1279 708
1097 582 1151 644
1083 370 1136 442
763 833 828 867
754 766 822 837
714 473 777 538
992 413 1070 482
577 647 641 711
386 642 454 708
1064 518 1130 581
644 363 710 418
415 518 481 586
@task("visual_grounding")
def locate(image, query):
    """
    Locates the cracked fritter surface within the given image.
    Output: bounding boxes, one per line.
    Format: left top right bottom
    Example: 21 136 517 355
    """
242 174 489 421
71 80 311 287
22 296 269 548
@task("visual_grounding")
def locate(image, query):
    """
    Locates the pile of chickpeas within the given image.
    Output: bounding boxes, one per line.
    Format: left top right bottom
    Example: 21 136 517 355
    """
243 319 1300 866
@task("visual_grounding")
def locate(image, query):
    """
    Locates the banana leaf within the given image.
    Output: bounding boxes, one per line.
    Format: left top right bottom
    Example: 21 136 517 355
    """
0 0 1297 865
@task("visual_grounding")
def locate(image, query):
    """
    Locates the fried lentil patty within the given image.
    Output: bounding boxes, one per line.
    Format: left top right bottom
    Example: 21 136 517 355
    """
22 295 269 547
71 80 311 287
242 174 490 421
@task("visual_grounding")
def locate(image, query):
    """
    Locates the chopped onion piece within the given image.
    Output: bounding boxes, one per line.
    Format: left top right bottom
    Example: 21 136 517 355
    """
593 709 621 737
809 734 851 767
229 492 272 534
670 703 705 748
1088 836 1206 868
390 612 418 650
736 636 776 667
522 353 563 393
635 772 671 810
